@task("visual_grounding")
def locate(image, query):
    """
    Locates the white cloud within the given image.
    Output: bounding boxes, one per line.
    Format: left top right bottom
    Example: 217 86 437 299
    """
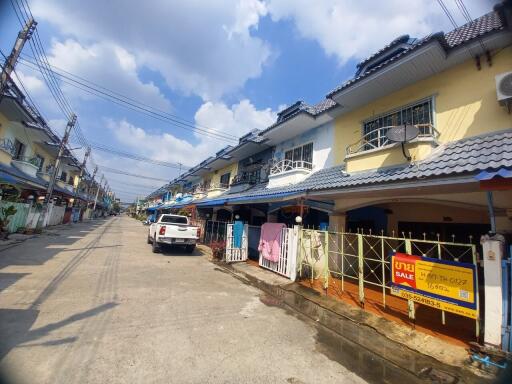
194 99 276 139
104 99 277 198
31 0 271 100
110 99 276 166
266 0 497 64
46 39 171 111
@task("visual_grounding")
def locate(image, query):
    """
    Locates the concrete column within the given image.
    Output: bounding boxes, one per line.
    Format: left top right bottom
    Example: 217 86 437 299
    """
267 212 278 223
328 212 346 232
495 208 512 235
481 234 506 346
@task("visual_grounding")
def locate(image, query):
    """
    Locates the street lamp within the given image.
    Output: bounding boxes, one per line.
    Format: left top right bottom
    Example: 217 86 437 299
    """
295 216 302 224
235 214 240 220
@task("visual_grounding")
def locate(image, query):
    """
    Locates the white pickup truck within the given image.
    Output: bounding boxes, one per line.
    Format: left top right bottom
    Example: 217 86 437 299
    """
147 214 200 253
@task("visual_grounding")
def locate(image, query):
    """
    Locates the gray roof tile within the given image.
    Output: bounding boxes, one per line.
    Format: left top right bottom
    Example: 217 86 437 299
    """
328 10 505 98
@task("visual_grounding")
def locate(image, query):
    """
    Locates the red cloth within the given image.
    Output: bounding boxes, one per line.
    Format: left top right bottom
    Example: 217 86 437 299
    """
258 223 286 262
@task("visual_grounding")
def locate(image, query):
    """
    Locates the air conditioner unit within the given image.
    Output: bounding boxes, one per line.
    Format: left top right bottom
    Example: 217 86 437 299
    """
495 71 512 106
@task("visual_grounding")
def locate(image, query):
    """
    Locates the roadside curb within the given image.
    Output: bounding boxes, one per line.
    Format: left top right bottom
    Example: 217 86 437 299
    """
211 258 493 384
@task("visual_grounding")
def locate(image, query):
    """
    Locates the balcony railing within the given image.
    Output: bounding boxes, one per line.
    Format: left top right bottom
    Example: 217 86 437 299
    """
346 123 438 155
0 138 16 156
13 156 42 169
208 182 229 191
270 159 313 176
230 173 261 186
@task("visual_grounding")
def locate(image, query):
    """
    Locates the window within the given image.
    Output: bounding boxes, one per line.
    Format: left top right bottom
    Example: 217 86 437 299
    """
160 215 188 224
60 171 67 182
362 98 434 150
219 173 230 187
35 154 44 171
13 139 25 159
284 142 313 170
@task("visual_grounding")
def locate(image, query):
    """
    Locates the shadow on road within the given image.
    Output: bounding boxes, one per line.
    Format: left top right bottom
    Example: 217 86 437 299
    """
0 302 117 361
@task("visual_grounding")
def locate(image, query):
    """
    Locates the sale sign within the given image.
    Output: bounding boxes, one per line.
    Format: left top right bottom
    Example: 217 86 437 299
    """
390 252 477 319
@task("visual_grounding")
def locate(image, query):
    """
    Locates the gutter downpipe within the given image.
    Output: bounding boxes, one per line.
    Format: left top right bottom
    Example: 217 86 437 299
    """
487 190 497 234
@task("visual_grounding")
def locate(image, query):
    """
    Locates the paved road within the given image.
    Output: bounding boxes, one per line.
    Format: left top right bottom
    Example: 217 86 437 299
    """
0 216 366 384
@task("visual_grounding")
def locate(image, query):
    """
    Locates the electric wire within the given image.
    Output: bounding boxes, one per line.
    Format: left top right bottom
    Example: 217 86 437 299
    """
98 165 171 182
19 53 239 141
18 57 239 143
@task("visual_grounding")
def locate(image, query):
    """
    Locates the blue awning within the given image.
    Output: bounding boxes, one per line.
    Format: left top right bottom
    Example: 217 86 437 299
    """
226 190 301 204
196 198 227 207
0 171 19 185
475 167 512 181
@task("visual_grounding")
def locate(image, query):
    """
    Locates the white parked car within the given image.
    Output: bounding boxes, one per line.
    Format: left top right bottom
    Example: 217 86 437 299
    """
148 214 200 253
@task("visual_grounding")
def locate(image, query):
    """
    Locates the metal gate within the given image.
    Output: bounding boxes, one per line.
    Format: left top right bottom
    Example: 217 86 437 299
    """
203 220 229 245
298 228 480 338
225 223 248 262
258 226 298 280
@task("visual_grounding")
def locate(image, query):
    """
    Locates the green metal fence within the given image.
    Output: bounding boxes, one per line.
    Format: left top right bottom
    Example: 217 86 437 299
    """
0 201 30 233
298 228 480 338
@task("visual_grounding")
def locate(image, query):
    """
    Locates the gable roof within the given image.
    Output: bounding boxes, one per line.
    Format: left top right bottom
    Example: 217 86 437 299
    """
301 129 512 191
327 10 506 99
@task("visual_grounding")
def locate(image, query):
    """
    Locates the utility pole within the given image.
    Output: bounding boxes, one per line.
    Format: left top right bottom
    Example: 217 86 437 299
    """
92 174 105 212
86 166 98 207
44 114 77 204
0 17 37 98
74 146 90 205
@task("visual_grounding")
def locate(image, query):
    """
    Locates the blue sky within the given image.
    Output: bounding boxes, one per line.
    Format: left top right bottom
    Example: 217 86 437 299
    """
0 0 497 201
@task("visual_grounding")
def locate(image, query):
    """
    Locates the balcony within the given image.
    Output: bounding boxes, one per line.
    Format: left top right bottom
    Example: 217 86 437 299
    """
270 159 313 175
11 156 42 178
230 173 261 186
0 138 16 157
346 123 438 156
268 159 313 188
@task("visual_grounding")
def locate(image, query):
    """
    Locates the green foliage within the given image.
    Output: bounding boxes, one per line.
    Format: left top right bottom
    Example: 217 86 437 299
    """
0 204 18 238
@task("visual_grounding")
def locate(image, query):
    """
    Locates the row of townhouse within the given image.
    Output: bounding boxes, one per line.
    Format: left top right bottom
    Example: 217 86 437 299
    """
147 3 512 239
0 77 112 232
143 1 512 350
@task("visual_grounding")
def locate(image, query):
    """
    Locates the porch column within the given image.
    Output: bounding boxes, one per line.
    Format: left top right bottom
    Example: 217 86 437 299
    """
481 233 506 346
328 212 346 232
495 208 512 234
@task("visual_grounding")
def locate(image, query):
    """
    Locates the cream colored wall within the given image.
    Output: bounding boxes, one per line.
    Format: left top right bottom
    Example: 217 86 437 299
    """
211 162 238 186
384 202 489 234
33 143 56 172
335 46 512 171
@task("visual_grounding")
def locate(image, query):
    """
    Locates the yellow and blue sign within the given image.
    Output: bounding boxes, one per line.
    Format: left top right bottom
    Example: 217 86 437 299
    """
390 252 477 319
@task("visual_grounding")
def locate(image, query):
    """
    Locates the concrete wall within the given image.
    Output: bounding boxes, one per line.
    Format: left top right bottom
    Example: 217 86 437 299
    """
334 46 512 171
273 121 334 171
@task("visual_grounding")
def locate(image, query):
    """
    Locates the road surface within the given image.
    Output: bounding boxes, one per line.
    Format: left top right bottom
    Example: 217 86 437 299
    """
0 216 366 384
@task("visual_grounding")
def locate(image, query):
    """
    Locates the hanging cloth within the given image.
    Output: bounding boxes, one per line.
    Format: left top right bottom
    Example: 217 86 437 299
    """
233 220 244 248
258 223 286 262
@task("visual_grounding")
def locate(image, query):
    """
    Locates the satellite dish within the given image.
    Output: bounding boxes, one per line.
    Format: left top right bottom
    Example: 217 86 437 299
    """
386 124 419 143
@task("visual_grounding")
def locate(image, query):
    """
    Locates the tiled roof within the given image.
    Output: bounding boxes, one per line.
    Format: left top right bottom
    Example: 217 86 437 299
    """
445 10 504 47
263 98 337 134
356 35 415 73
327 10 505 98
300 129 512 191
194 130 512 204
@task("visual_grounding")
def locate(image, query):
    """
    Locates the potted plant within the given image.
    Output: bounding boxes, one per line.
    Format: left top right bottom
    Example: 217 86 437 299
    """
209 241 226 260
0 204 18 240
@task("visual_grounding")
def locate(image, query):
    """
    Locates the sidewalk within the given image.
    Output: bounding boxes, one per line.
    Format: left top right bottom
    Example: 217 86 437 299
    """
208 254 493 384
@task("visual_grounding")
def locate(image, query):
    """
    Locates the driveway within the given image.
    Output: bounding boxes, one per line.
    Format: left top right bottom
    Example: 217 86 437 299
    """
0 216 366 384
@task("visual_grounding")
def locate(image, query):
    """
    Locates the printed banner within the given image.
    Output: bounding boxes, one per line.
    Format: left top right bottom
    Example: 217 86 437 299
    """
390 252 477 319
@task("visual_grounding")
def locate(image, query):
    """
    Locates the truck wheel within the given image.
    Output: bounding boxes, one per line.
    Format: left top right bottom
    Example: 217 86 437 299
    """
152 238 160 253
185 244 196 254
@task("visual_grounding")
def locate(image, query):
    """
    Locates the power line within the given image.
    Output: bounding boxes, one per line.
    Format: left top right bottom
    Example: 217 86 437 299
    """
19 53 240 141
89 141 188 169
17 56 239 143
98 165 171 182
